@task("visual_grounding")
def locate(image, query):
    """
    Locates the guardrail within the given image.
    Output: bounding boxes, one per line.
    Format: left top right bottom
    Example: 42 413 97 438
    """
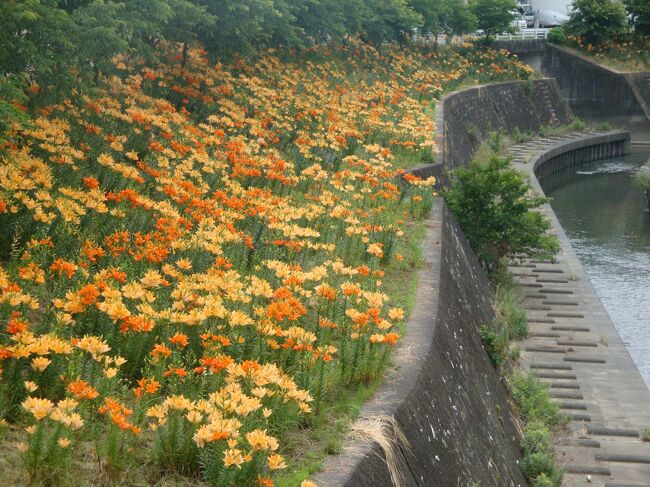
410 28 549 45
496 28 549 40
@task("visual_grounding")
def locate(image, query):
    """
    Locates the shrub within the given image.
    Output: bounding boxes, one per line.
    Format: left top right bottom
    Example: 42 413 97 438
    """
495 284 528 339
509 375 566 486
522 452 562 486
547 27 566 44
508 372 564 427
634 161 650 211
480 324 509 366
442 156 559 272
641 426 650 442
565 0 627 45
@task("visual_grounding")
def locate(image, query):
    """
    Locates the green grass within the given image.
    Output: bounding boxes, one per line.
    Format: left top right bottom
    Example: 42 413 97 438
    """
565 39 650 72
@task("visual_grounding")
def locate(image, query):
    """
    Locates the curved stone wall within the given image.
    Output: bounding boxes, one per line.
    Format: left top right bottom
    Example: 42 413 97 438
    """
410 78 573 184
532 131 630 180
438 78 573 170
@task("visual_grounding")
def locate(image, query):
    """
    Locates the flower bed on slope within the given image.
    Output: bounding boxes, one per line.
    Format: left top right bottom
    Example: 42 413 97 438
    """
0 40 532 486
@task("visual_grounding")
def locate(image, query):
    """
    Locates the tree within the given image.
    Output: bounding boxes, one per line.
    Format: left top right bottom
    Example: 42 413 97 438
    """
469 0 518 40
624 0 650 36
360 0 423 44
408 0 443 35
565 0 627 45
0 0 77 100
441 0 477 40
442 156 559 271
72 1 130 84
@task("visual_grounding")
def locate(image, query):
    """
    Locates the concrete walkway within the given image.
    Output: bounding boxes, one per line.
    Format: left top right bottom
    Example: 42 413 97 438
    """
508 134 650 487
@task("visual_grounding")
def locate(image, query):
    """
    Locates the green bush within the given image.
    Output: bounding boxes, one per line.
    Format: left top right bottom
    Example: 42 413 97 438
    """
508 372 564 427
442 156 559 272
547 27 566 44
480 324 509 366
634 161 650 212
565 0 627 45
521 451 563 486
509 375 566 486
495 285 528 338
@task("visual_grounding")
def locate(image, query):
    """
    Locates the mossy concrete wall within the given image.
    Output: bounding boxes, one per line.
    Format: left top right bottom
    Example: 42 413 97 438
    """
313 200 526 487
542 44 649 119
436 78 573 170
414 78 572 185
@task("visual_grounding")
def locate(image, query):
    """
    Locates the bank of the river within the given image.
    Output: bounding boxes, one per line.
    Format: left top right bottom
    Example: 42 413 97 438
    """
542 151 650 388
509 133 650 486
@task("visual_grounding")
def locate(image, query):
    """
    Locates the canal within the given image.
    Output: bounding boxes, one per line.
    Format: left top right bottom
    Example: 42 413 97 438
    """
541 151 650 387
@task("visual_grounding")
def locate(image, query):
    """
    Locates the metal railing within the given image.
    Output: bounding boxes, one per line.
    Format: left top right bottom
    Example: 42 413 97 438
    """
496 28 549 40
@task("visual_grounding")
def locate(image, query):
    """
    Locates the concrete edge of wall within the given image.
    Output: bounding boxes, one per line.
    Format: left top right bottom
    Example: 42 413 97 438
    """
531 131 631 180
406 78 574 185
543 44 650 119
312 194 528 486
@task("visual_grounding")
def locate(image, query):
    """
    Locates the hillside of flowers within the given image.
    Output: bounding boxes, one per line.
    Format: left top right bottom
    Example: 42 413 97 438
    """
0 40 532 486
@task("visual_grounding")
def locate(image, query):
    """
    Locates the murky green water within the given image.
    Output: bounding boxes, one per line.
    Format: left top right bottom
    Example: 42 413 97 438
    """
541 152 650 387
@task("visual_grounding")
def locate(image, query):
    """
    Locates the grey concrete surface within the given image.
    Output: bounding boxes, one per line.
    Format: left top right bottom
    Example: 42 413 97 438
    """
510 133 650 487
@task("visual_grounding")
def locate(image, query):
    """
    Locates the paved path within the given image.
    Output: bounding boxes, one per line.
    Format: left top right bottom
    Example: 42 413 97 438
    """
508 134 650 487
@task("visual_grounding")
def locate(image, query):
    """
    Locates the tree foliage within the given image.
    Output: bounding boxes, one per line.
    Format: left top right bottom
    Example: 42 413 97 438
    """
442 0 478 38
442 156 559 270
0 0 483 144
469 0 518 40
625 0 650 36
565 0 627 45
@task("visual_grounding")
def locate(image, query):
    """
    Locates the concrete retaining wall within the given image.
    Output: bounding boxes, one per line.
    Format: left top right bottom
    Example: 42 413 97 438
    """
437 78 573 170
313 199 527 487
542 44 648 119
409 79 572 184
533 131 631 180
496 39 546 56
314 77 588 487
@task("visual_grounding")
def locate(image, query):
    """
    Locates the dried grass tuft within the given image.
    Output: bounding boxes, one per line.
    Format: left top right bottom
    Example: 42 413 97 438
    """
350 415 411 487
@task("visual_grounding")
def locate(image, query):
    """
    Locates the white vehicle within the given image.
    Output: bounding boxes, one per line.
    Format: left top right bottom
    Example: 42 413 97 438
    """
533 9 569 27
518 3 536 27
529 0 572 17
510 11 528 31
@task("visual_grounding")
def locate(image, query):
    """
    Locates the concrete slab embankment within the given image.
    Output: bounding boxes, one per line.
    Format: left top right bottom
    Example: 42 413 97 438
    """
509 132 650 487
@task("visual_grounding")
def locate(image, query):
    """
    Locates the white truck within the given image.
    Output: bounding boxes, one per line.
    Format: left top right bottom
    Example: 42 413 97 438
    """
518 0 571 27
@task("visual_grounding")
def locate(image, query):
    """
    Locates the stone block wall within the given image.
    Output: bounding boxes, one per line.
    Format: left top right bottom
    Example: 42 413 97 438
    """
437 78 573 170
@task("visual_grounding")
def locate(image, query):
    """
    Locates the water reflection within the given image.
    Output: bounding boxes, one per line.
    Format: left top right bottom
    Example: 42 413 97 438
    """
541 152 650 387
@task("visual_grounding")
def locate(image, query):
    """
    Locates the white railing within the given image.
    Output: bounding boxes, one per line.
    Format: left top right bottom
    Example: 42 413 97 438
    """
496 28 549 40
410 28 549 45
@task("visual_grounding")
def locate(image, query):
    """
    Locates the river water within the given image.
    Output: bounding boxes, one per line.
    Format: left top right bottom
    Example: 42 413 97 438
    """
541 151 650 387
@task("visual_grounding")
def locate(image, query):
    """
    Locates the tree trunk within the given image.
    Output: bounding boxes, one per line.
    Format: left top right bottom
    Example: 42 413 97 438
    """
181 42 189 69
